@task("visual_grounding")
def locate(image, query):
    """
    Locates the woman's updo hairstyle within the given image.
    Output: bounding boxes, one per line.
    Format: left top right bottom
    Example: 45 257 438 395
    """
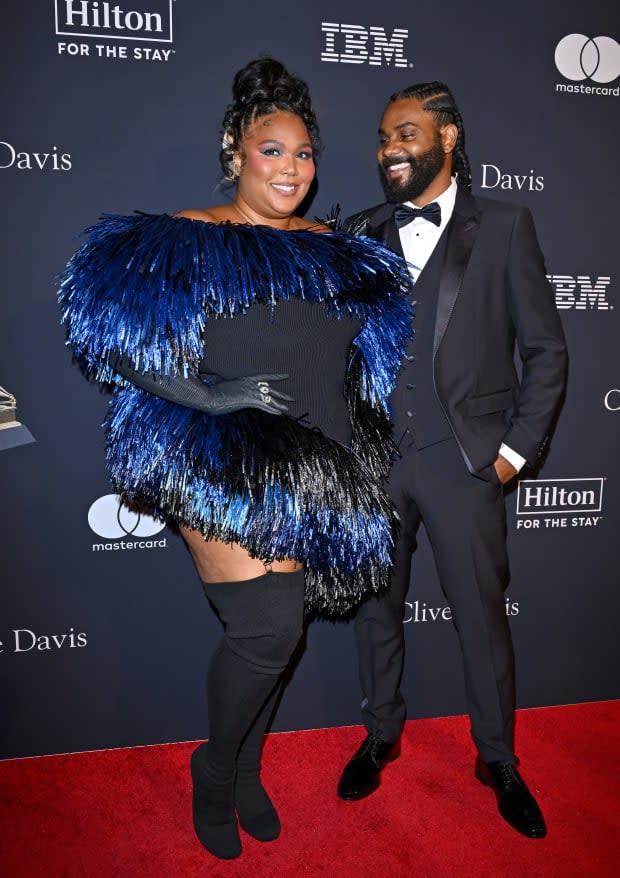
220 57 321 181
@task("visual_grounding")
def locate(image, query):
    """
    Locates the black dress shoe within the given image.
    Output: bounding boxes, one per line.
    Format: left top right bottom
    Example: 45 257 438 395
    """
475 756 547 838
338 734 400 801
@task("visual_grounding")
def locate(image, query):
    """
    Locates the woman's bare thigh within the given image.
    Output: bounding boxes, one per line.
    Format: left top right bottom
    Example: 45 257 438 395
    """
179 526 303 583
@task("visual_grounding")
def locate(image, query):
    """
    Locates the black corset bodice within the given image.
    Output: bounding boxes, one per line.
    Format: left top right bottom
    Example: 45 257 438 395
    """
200 298 363 446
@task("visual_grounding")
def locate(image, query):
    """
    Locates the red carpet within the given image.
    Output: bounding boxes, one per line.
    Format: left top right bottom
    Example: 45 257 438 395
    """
1 701 619 877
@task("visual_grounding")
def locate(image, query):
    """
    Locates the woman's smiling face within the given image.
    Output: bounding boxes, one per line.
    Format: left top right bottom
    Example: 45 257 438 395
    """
235 110 316 220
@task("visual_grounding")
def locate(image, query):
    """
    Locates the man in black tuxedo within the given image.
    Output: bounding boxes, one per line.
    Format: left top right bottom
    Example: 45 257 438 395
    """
337 82 567 838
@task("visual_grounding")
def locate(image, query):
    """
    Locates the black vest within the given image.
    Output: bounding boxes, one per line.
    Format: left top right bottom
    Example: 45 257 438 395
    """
391 227 453 452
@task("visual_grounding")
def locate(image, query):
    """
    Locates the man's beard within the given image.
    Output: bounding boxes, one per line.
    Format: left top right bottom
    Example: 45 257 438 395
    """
379 138 446 203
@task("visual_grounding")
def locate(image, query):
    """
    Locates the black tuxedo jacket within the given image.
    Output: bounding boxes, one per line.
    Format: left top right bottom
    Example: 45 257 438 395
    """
346 188 568 473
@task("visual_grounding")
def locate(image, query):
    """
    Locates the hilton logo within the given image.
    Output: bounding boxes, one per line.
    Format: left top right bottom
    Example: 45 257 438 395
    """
516 478 604 530
517 479 603 514
546 275 612 311
55 0 174 61
55 0 172 41
321 22 409 67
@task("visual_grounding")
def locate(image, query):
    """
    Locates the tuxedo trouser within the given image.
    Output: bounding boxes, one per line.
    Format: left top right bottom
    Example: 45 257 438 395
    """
354 436 516 764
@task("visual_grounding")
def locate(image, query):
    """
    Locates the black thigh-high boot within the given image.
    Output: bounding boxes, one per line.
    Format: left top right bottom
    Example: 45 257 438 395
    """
191 569 305 859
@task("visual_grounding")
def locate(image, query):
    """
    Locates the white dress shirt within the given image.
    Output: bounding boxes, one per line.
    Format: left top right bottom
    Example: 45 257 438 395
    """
398 177 458 282
397 178 526 474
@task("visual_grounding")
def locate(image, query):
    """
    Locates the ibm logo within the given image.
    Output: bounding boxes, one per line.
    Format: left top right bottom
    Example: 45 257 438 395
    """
321 22 409 67
516 479 604 515
547 274 612 311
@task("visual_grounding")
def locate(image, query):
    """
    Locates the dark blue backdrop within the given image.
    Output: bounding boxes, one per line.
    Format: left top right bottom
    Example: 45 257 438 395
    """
1 0 618 758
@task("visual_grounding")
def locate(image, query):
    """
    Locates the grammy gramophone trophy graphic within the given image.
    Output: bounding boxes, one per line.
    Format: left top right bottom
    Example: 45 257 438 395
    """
0 384 35 450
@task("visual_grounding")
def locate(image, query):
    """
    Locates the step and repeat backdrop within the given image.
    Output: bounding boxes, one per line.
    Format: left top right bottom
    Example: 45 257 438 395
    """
1 0 618 758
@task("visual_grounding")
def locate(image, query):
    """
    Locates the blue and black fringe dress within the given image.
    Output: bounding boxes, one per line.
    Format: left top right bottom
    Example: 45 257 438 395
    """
58 213 412 615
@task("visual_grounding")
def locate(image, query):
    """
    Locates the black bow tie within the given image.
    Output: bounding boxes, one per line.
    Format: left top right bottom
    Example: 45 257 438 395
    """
393 202 441 229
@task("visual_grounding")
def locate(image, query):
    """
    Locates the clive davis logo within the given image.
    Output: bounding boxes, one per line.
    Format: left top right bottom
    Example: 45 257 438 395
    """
554 34 620 97
321 22 409 67
55 1 174 62
604 389 620 411
547 274 612 311
516 478 604 530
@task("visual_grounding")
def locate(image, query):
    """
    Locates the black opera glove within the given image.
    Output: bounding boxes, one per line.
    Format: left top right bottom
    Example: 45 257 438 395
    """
196 373 293 415
109 354 293 416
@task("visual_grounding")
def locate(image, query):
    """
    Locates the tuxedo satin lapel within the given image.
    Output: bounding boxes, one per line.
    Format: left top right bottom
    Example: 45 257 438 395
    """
433 192 481 357
375 217 404 258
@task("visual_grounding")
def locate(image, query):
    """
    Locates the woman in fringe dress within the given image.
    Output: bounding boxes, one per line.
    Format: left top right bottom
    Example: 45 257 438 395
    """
58 58 412 860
